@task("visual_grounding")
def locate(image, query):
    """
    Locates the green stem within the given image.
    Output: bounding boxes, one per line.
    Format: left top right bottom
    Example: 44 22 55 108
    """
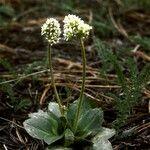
48 43 63 115
73 38 86 132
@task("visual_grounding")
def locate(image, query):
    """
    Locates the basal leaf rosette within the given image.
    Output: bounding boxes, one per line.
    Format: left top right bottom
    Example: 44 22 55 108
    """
63 14 92 41
23 102 64 145
41 18 61 45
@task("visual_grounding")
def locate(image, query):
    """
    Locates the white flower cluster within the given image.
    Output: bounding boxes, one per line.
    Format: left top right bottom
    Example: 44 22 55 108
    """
41 18 61 45
63 14 92 41
41 15 92 45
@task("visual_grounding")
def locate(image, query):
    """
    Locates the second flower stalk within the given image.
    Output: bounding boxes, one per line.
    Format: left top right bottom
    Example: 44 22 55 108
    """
41 14 92 131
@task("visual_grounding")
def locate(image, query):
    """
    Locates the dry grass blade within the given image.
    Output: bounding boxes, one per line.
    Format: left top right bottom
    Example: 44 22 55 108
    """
109 8 129 38
132 51 150 62
125 11 150 24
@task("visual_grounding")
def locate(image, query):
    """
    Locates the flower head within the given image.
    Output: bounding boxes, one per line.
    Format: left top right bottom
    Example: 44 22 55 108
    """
63 14 92 41
41 18 61 45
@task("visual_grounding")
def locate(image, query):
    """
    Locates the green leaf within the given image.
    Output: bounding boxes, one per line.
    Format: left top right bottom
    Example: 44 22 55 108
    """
46 146 72 150
48 102 61 117
15 98 32 111
76 108 103 138
23 110 63 145
67 96 92 130
130 35 150 50
0 5 15 17
92 128 115 150
64 129 74 147
67 100 78 129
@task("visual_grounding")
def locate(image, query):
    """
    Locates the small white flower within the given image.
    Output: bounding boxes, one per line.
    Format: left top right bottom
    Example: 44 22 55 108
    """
41 18 61 45
63 14 92 41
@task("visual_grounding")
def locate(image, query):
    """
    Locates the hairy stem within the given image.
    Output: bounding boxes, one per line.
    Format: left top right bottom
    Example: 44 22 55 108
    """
48 43 63 115
73 38 86 132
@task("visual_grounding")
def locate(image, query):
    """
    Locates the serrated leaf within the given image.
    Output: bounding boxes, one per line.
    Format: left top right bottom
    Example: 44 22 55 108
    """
76 108 103 138
92 128 115 150
23 110 63 145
